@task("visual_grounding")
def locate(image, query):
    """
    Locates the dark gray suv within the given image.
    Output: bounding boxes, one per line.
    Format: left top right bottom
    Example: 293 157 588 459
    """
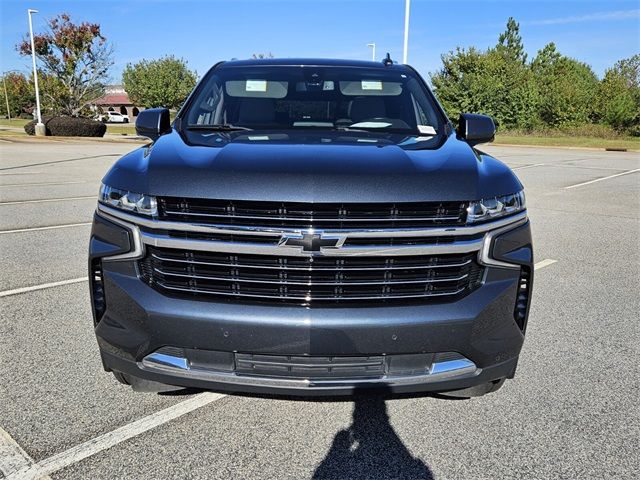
89 58 533 397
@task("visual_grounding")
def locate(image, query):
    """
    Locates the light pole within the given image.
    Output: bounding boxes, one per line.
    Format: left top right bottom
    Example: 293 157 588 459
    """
367 43 376 61
402 0 411 64
28 8 45 135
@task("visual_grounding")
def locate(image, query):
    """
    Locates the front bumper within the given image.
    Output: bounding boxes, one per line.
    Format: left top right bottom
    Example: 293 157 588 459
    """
89 210 533 396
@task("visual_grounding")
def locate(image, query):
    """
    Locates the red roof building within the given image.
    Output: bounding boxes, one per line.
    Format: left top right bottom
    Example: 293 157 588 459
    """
91 85 143 119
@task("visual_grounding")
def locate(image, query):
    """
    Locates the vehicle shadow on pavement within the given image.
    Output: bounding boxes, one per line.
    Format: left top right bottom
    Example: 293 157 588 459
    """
312 391 434 480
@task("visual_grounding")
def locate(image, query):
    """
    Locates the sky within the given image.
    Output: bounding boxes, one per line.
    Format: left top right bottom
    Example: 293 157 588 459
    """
0 0 638 84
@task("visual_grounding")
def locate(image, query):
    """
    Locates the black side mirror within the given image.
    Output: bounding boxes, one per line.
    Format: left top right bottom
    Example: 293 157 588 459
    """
135 108 171 141
457 113 495 146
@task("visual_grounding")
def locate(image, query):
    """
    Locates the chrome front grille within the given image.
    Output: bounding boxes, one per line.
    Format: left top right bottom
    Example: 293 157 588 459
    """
158 197 468 228
98 202 529 306
138 247 484 304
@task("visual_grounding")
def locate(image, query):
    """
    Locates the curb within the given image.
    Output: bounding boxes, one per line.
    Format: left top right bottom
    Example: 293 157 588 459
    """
491 142 637 152
0 135 148 144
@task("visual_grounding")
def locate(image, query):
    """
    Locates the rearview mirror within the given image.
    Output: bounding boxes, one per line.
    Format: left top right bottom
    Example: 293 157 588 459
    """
135 108 171 141
457 113 495 146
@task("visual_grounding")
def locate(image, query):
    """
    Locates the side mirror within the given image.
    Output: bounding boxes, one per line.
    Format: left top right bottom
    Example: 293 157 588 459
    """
457 113 495 146
135 108 171 141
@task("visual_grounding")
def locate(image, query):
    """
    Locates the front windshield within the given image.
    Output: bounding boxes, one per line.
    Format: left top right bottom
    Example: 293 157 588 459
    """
182 65 444 134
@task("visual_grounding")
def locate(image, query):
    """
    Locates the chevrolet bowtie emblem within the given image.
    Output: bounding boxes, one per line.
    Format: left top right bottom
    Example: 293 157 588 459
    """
279 232 344 252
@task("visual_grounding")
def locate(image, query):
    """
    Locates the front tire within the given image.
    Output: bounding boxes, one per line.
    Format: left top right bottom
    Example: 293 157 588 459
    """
111 370 185 393
437 378 506 399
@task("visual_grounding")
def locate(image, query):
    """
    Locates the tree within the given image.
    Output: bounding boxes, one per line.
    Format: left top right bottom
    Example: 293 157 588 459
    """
496 17 527 64
596 54 640 132
430 46 538 130
252 52 274 59
17 13 113 116
431 18 538 130
531 45 599 127
122 56 197 110
0 72 35 118
530 42 561 72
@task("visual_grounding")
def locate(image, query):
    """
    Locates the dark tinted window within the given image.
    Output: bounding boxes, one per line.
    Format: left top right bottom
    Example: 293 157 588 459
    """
184 66 443 134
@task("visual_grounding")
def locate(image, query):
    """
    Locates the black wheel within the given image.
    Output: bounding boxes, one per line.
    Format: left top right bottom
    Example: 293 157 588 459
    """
112 370 131 385
111 370 185 393
437 378 506 399
123 118 129 123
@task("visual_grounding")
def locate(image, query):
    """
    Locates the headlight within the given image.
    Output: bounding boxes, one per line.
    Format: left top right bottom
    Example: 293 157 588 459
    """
99 184 157 217
467 190 525 223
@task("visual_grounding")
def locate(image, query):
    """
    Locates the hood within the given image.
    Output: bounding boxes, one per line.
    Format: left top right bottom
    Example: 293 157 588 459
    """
103 130 522 203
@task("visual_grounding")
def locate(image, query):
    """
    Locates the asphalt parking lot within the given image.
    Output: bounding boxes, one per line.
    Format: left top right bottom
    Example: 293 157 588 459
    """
1 137 638 480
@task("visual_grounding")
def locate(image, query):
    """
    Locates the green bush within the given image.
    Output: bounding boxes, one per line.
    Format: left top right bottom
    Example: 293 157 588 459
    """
24 116 106 137
431 47 539 131
596 55 640 132
500 124 624 139
431 19 640 136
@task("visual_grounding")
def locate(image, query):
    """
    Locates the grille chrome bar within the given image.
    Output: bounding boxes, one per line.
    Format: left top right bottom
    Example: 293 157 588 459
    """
150 252 473 271
97 204 528 239
141 230 485 257
152 267 469 286
156 282 468 301
163 209 463 223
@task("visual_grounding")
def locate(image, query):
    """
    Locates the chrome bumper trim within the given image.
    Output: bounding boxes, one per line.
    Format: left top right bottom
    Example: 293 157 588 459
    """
140 352 479 388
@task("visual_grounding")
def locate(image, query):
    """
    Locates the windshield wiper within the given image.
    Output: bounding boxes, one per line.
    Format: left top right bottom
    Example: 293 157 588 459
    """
186 124 252 132
337 126 415 134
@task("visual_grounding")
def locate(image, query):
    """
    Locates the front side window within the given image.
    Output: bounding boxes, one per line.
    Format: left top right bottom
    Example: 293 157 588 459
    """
183 66 443 134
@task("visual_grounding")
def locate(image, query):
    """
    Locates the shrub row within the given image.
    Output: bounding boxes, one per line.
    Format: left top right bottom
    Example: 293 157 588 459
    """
24 116 106 137
431 18 639 134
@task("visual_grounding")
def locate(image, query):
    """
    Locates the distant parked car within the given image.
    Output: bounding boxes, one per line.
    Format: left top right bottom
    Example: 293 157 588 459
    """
98 112 129 123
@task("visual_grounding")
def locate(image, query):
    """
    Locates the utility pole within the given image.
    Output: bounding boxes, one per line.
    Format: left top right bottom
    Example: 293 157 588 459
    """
403 0 411 64
367 43 376 61
28 8 45 135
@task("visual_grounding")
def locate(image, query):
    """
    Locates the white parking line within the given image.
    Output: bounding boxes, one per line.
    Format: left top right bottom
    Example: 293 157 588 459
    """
0 428 52 480
0 181 88 188
534 259 557 270
6 392 225 480
512 163 545 170
0 223 92 234
0 196 95 206
0 277 88 298
564 168 640 189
